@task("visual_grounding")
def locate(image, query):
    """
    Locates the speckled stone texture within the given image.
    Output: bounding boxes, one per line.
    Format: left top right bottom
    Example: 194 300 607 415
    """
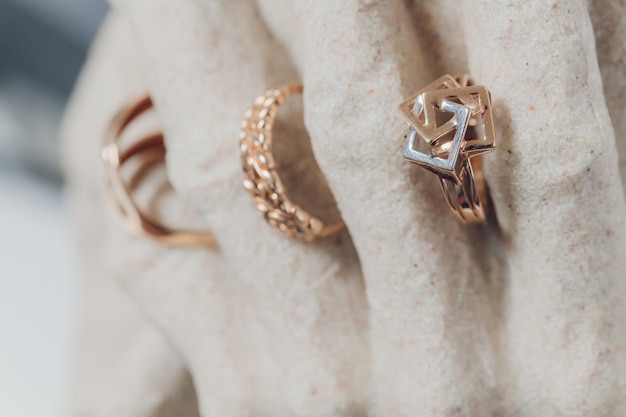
62 1 626 416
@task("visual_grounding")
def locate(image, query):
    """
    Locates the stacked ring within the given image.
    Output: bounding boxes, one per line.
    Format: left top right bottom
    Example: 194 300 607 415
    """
398 74 496 224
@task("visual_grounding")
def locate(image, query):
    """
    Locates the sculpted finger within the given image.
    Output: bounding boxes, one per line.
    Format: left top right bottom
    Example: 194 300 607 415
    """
61 14 200 417
294 1 502 415
464 1 626 414
114 0 368 415
588 0 626 195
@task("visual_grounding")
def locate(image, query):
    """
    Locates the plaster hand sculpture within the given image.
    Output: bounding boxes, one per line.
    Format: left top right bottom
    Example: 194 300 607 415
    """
62 0 626 416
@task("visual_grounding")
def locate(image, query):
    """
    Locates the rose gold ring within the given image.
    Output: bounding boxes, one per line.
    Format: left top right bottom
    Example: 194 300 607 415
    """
240 83 345 241
398 75 496 224
102 95 216 247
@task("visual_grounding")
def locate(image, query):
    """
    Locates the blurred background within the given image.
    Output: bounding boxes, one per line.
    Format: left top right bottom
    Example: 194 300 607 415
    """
0 0 107 416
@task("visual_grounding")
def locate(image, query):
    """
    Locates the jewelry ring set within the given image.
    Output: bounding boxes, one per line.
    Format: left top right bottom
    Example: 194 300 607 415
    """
102 74 497 246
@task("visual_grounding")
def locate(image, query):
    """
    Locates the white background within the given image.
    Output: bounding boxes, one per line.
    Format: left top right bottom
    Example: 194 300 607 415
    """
0 169 78 417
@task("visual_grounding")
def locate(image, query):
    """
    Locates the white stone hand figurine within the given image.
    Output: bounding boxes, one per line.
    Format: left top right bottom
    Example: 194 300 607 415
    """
63 0 626 416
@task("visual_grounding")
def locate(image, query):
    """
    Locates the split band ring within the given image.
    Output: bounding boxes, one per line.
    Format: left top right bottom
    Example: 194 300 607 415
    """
240 83 345 241
102 95 215 247
399 74 496 224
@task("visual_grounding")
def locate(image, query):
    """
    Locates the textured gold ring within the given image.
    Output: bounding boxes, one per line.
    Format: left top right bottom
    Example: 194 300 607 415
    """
240 83 345 241
398 75 496 224
102 95 215 247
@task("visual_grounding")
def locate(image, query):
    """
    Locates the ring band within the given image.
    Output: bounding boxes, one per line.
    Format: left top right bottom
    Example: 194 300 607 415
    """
240 83 345 241
398 75 496 224
102 95 215 246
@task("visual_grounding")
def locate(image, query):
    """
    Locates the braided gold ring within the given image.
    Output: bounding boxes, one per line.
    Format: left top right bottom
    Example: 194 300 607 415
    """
240 83 345 241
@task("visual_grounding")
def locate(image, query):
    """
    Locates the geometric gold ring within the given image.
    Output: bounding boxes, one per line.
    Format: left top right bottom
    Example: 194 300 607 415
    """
240 83 345 241
398 74 496 224
101 95 216 247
